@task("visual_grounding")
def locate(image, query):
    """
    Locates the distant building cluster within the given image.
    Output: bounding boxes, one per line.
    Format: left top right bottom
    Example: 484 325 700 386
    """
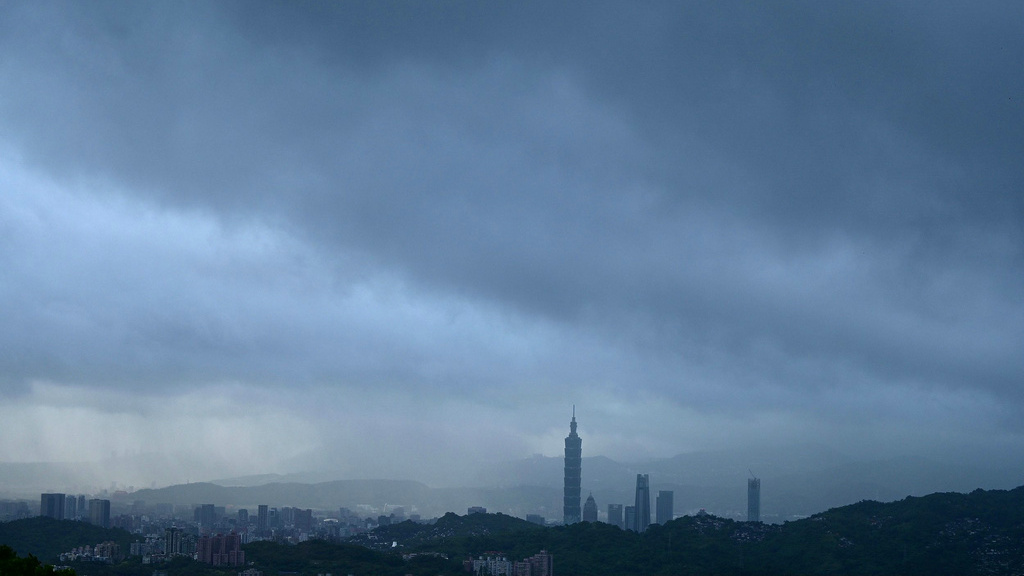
40 493 110 528
554 408 763 530
464 549 553 576
0 500 31 521
59 541 121 564
196 531 245 566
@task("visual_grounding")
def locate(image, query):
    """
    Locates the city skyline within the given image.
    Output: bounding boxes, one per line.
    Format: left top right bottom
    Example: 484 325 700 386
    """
0 1 1020 492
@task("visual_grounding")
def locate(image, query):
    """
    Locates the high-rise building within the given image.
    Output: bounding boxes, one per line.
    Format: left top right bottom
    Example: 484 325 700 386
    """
656 490 674 525
64 495 77 520
197 531 245 566
526 549 553 576
40 493 65 520
257 505 269 536
77 495 87 516
237 508 249 529
293 508 312 532
89 499 111 528
563 406 582 525
582 493 598 522
624 505 636 532
607 504 623 529
633 474 651 532
165 527 183 556
748 476 761 522
198 504 216 531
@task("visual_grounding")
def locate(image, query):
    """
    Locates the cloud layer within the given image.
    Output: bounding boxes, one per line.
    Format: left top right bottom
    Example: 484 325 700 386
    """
0 1 1021 489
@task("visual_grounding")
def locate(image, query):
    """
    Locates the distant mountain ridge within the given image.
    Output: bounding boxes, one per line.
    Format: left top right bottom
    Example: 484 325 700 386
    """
124 479 434 510
7 444 1024 520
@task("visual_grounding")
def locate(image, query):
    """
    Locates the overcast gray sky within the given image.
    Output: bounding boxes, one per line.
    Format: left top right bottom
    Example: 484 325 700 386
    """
0 1 1021 489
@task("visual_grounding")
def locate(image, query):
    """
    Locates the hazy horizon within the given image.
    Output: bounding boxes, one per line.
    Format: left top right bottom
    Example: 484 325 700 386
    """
1 2 1021 497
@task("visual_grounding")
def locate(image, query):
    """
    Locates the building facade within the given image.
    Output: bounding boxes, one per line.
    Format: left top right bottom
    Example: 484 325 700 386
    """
89 499 111 529
563 407 582 524
656 490 674 525
40 493 65 520
582 493 598 522
196 532 245 566
624 506 636 532
165 527 183 556
607 504 623 529
257 504 269 536
633 474 651 532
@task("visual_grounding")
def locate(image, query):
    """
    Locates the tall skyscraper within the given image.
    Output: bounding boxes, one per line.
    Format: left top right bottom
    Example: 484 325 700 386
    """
748 476 761 522
633 474 651 532
607 504 623 529
40 493 65 520
656 490 674 525
563 406 582 525
582 493 598 522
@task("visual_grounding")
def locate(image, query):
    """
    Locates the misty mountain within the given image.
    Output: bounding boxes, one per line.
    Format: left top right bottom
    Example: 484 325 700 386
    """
123 480 433 511
116 480 563 520
468 446 1024 520
8 444 1023 521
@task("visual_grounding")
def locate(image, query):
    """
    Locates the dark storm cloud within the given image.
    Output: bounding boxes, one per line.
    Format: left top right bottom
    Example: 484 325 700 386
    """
0 0 1021 475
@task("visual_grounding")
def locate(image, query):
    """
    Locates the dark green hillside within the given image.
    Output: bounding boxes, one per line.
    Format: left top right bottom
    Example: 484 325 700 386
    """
753 487 1024 575
397 486 1024 575
0 517 135 563
350 512 542 551
0 545 75 575
244 539 458 576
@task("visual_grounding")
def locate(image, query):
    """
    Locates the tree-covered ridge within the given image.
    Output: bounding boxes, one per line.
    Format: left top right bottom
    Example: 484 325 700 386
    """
398 486 1024 575
349 511 542 551
5 486 1024 575
0 545 75 575
244 539 451 576
0 517 135 564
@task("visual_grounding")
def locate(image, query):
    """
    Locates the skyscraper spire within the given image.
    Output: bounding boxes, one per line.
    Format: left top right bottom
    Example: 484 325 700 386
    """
563 407 582 524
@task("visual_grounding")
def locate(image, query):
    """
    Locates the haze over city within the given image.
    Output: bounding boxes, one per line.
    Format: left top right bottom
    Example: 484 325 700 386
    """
0 1 1021 496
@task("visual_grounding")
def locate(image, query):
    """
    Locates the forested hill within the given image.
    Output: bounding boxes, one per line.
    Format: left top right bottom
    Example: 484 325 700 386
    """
0 517 134 563
394 486 1024 575
4 486 1024 575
